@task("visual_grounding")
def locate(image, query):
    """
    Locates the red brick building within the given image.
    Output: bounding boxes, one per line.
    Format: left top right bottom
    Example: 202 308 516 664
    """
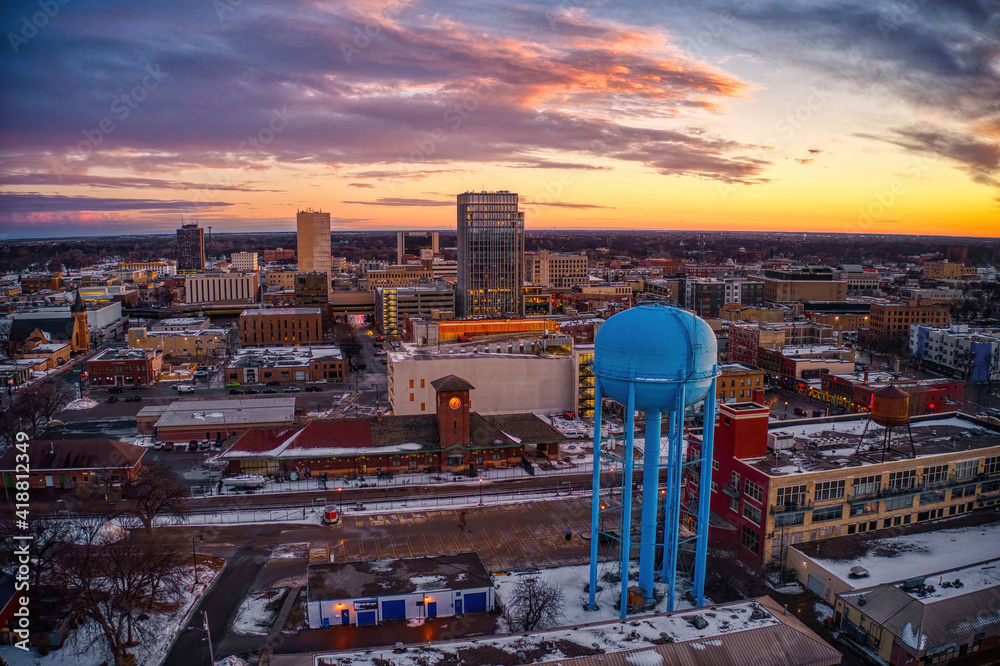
87 348 163 386
0 439 146 490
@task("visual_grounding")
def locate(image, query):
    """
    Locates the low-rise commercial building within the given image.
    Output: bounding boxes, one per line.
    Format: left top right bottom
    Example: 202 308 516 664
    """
865 302 949 350
910 324 1000 381
239 307 323 346
717 362 765 403
87 348 163 386
762 267 847 303
524 250 588 289
374 284 455 338
184 272 259 304
139 396 297 444
307 553 493 628
225 345 345 384
128 326 230 360
0 439 146 490
230 251 259 272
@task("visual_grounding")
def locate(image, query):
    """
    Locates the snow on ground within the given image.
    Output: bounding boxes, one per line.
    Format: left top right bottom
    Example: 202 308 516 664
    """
272 542 310 559
494 563 711 633
314 581 771 666
216 657 249 666
231 589 284 635
815 520 1000 588
0 561 221 666
63 398 98 410
813 602 833 623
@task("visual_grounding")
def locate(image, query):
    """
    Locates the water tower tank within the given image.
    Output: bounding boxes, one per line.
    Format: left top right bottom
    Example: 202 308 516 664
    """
870 385 910 427
593 306 717 412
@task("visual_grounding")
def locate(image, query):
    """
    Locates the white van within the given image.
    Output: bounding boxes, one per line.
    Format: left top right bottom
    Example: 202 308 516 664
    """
177 385 195 393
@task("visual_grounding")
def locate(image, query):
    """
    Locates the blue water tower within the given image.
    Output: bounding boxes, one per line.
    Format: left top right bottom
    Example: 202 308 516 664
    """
587 305 719 617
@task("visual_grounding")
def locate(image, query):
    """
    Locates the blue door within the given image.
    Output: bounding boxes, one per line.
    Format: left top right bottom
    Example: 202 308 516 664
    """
463 592 487 612
426 602 437 618
322 617 330 628
381 600 405 621
341 609 350 625
455 599 463 615
357 611 377 626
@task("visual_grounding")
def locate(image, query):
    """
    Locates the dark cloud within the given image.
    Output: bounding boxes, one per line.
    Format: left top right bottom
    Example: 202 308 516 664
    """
882 125 1000 185
341 197 453 207
0 173 271 191
0 193 233 213
0 0 764 188
347 182 376 188
522 201 615 209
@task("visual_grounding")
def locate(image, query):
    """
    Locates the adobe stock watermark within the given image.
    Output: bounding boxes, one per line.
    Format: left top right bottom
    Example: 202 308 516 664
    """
48 64 168 180
340 1 407 63
384 80 496 193
847 155 931 233
878 0 927 41
7 0 71 54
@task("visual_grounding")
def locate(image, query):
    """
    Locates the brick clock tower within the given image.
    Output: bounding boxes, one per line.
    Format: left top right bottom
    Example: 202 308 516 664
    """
70 290 90 353
431 375 473 471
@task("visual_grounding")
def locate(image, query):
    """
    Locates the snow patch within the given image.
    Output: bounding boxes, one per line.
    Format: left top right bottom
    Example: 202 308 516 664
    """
626 651 664 665
63 398 98 410
232 589 284 635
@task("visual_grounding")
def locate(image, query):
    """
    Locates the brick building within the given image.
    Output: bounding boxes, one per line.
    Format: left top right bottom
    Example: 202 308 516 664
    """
864 303 949 350
87 348 163 386
239 307 323 346
685 404 1000 574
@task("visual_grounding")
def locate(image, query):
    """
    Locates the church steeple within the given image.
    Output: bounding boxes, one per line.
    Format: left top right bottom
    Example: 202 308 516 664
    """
71 290 86 313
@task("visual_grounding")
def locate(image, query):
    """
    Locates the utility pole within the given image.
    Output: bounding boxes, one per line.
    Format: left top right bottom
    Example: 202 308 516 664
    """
203 611 215 665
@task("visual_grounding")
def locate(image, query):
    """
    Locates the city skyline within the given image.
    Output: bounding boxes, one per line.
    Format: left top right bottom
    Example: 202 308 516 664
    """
0 0 998 239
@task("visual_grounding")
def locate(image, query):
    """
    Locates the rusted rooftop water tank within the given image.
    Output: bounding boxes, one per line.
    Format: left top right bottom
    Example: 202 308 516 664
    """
870 385 910 427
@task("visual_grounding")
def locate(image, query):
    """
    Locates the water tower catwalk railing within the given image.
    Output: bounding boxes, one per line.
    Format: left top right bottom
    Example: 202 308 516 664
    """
587 367 718 618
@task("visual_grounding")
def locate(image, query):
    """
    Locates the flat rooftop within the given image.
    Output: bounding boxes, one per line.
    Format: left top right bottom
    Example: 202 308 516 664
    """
92 348 158 361
152 396 296 428
754 412 1000 477
239 307 322 316
308 553 491 600
229 345 343 368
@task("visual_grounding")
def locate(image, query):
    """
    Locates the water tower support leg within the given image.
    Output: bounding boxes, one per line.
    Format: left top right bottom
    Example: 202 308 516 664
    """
638 410 661 603
619 382 637 620
587 380 603 610
663 388 685 611
693 377 717 607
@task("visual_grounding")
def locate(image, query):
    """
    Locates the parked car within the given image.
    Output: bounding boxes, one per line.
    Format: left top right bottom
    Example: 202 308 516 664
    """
226 381 241 388
194 370 209 378
152 441 163 450
163 442 175 451
177 385 194 394
266 380 280 386
108 387 124 394
128 385 141 391
107 396 119 403
793 407 807 416
263 388 278 394
229 388 244 395
283 386 301 393
244 388 259 394
305 386 322 392
313 379 327 384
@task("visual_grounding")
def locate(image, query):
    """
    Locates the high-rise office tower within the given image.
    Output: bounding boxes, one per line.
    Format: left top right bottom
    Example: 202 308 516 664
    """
176 223 205 271
296 209 331 299
456 190 524 318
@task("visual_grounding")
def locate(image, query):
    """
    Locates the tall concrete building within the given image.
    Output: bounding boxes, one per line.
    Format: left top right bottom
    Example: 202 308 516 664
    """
176 223 205 272
296 209 331 299
456 191 524 318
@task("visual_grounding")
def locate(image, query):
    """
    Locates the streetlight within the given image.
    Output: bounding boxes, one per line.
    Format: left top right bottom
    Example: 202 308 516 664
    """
338 486 343 513
478 477 483 506
784 401 788 418
186 610 215 666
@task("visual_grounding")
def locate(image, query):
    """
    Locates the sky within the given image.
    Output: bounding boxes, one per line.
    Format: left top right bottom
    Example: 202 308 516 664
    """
0 0 997 239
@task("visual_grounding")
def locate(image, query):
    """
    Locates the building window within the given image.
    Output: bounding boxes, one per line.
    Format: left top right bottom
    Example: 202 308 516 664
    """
923 464 948 485
730 471 741 489
952 484 976 499
775 511 805 527
743 503 762 525
409 393 414 401
744 479 764 503
885 495 913 511
984 456 1000 475
776 485 807 509
729 497 739 512
409 379 414 389
850 501 878 516
711 481 718 493
853 474 881 497
712 460 719 471
811 505 843 523
740 525 760 554
814 480 845 502
919 490 945 505
888 469 916 490
954 459 978 480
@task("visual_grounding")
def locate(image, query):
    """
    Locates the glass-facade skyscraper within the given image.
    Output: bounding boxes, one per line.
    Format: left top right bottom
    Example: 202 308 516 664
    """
456 190 524 318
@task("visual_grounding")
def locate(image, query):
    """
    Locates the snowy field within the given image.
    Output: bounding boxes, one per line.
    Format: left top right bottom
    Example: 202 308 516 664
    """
231 589 285 635
813 520 1000 587
0 560 222 666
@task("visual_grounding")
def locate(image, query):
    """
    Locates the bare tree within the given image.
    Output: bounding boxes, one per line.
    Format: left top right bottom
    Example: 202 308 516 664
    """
501 576 565 632
117 462 189 532
54 525 185 666
24 379 77 422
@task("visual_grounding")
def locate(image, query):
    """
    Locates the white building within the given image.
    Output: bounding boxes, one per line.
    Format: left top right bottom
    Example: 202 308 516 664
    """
184 272 259 304
230 251 259 272
524 250 588 289
910 324 1000 382
388 340 585 416
307 553 493 628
